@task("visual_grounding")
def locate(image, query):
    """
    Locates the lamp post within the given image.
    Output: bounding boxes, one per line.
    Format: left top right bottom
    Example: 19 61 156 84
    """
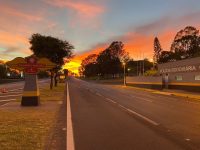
123 62 126 86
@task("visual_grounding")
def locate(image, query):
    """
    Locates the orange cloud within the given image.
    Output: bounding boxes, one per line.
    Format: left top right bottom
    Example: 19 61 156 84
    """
73 29 177 61
0 31 27 46
45 0 105 28
0 4 43 21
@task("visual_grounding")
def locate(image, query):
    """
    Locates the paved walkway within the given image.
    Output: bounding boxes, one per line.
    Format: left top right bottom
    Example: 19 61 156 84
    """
126 86 200 101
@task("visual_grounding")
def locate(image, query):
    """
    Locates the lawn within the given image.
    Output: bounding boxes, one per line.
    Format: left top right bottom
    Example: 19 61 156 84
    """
0 83 65 150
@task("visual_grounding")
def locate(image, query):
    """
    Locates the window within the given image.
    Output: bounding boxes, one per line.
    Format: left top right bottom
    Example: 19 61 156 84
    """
175 76 182 81
195 75 200 80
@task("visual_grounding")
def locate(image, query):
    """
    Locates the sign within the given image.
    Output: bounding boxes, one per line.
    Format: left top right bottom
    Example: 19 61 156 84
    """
159 64 200 74
6 56 56 74
6 56 56 106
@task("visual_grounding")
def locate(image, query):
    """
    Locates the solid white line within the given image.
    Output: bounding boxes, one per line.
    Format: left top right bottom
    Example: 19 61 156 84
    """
67 82 75 150
0 94 22 98
126 108 159 126
0 99 16 102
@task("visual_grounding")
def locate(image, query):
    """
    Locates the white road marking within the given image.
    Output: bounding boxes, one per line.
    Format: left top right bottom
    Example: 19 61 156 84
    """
0 103 10 107
131 95 153 102
67 82 75 150
2 91 22 94
9 88 23 92
0 99 16 102
126 108 159 126
118 104 127 110
106 98 117 104
0 94 22 98
96 93 103 97
105 97 158 126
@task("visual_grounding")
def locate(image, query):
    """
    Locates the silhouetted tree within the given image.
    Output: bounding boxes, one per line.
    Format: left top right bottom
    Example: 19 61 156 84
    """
0 64 7 79
80 54 99 77
29 33 74 89
170 26 200 59
108 41 130 63
153 37 162 65
158 51 175 63
126 59 153 76
96 41 129 78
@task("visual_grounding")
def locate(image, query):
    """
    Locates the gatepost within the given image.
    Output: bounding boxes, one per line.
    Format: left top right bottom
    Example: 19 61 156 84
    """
6 56 56 106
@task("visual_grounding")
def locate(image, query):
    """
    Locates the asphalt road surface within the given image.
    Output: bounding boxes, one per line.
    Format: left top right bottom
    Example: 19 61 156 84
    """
0 79 50 106
67 77 200 150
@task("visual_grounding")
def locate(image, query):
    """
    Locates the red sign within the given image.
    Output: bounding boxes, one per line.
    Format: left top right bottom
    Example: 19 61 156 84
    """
18 57 46 74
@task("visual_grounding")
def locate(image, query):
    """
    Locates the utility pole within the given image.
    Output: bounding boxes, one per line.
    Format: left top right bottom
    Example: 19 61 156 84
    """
143 53 145 76
123 62 126 86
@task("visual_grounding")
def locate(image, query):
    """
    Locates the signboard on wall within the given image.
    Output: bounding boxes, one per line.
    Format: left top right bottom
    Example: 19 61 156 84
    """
158 57 200 74
159 64 200 74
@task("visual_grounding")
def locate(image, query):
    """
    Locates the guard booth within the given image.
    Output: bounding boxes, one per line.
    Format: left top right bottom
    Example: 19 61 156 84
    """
158 57 200 92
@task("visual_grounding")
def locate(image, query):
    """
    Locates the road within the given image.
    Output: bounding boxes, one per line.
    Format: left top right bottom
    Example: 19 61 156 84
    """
0 79 50 106
67 77 200 150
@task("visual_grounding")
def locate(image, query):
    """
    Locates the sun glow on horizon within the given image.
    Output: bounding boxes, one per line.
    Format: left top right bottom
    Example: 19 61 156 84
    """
63 59 81 75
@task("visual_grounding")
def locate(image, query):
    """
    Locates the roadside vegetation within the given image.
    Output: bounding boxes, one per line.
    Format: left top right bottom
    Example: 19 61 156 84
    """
0 83 65 150
80 26 200 79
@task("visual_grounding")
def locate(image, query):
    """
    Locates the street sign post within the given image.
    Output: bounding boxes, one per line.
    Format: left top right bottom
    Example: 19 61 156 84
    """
6 56 56 106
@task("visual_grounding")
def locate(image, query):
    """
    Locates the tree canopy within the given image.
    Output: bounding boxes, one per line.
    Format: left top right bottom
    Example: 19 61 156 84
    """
158 26 200 63
29 33 74 88
29 33 74 66
80 41 130 78
153 37 162 65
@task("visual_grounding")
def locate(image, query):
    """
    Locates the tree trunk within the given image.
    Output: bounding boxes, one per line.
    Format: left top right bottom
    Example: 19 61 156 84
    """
54 72 58 87
50 71 53 90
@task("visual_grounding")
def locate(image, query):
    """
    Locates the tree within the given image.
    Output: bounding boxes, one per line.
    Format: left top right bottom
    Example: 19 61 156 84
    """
29 33 74 89
153 37 162 65
158 51 175 63
97 49 121 78
0 64 7 79
80 54 99 77
170 26 200 59
96 41 130 78
108 41 130 63
84 63 99 77
126 59 153 76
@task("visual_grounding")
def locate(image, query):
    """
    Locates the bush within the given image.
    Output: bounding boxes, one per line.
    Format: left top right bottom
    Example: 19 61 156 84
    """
144 69 158 76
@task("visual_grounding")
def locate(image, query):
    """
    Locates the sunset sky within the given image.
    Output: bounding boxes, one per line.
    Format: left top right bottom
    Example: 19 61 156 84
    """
0 0 200 73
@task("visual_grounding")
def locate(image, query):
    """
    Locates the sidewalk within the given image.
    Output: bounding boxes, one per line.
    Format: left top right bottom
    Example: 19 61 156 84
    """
125 86 200 101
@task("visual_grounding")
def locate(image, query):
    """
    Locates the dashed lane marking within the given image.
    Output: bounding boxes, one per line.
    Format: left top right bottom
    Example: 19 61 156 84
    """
96 93 103 97
131 95 153 103
126 108 159 126
104 97 158 126
106 98 117 104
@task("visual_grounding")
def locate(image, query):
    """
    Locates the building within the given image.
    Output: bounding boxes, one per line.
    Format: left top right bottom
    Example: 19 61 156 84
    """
158 57 200 92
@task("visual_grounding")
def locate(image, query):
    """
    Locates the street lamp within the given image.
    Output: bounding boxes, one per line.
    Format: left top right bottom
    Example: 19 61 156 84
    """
122 62 126 86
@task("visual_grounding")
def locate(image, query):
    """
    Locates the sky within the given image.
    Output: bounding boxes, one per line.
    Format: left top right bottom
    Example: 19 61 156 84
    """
0 0 200 74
